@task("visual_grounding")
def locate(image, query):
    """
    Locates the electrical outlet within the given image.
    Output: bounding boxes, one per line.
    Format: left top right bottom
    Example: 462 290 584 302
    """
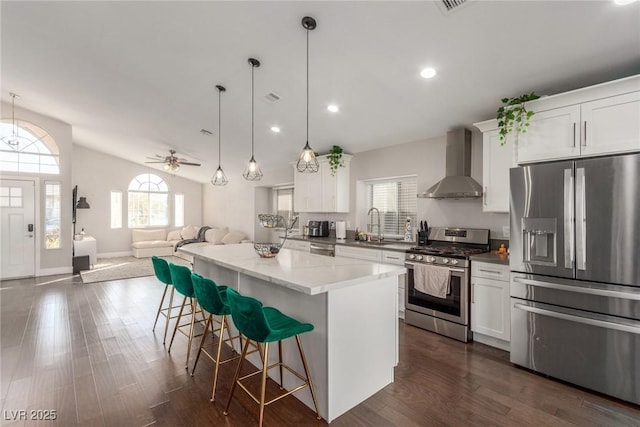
502 226 510 238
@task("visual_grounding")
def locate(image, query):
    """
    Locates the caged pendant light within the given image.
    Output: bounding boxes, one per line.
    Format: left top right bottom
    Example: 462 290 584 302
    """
211 85 229 186
242 58 263 181
1 93 23 150
296 16 320 173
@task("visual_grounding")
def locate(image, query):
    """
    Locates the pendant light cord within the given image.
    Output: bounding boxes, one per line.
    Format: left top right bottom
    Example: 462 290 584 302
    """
251 63 255 157
218 89 222 168
11 93 17 138
306 27 309 143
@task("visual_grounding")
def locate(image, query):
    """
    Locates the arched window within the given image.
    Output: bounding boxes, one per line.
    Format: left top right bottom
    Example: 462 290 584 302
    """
128 173 169 228
0 121 60 174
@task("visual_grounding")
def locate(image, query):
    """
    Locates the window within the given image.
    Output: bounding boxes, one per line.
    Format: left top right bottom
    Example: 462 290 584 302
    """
110 191 122 229
127 174 169 228
175 194 184 227
366 176 417 237
273 187 295 229
0 121 60 174
44 182 61 249
0 186 23 207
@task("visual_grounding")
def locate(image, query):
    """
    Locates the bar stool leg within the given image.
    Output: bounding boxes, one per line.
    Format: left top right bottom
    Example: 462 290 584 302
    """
296 335 321 419
153 284 170 331
210 315 228 402
190 314 213 376
278 340 284 390
224 338 251 416
162 286 175 344
259 342 270 427
185 297 197 369
168 296 187 353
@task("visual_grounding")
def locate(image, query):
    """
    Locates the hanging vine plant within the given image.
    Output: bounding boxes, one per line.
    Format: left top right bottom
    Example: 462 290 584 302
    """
496 92 540 145
327 145 344 176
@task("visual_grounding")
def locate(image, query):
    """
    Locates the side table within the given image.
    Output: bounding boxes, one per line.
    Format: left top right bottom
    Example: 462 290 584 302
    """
74 236 97 266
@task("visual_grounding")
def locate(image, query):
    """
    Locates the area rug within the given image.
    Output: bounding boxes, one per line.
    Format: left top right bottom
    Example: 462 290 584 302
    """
80 256 190 284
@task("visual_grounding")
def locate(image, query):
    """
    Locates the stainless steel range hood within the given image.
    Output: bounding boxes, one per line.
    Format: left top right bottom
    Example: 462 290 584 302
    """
418 128 483 199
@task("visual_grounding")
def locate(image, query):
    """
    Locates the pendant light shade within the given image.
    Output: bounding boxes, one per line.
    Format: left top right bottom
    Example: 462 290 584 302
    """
296 16 320 173
1 93 23 151
242 58 263 181
211 85 229 186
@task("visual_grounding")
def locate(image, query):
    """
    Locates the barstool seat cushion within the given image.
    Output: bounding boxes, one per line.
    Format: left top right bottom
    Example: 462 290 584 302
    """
226 289 313 343
191 273 231 316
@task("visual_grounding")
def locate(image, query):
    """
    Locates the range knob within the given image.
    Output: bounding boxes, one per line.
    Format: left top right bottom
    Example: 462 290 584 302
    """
409 254 416 260
417 255 424 261
426 256 436 263
442 258 450 264
450 259 459 265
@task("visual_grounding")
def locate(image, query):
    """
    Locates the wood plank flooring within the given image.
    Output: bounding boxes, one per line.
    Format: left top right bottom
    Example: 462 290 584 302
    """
1 273 639 426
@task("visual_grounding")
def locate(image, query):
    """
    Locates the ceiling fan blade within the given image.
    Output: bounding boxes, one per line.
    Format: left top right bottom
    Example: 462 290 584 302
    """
144 161 166 164
179 162 201 166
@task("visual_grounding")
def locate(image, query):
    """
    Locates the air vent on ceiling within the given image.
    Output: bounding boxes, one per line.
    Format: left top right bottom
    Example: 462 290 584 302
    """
437 0 471 14
263 92 281 104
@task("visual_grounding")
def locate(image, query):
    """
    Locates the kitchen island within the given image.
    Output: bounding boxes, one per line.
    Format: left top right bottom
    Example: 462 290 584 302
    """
179 243 406 423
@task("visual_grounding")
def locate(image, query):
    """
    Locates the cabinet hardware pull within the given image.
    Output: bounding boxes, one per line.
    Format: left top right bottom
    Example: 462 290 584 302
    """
583 121 587 146
572 122 576 147
478 269 501 274
483 187 487 206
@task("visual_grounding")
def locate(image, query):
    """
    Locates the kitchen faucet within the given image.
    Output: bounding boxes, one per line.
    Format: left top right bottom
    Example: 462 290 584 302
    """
367 207 382 242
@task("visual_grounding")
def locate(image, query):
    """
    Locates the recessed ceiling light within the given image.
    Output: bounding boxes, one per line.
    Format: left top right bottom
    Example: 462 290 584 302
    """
420 68 437 79
327 105 339 113
614 0 637 5
270 126 281 133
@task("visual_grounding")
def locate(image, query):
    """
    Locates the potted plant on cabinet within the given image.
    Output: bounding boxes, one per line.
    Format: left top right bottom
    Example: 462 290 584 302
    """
496 92 540 145
327 145 345 176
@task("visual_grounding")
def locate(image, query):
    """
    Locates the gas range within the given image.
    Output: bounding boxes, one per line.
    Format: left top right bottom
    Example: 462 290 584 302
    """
405 227 490 267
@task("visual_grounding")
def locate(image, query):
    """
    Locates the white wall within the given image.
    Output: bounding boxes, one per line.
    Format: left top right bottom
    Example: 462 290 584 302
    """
1 102 73 274
72 145 202 256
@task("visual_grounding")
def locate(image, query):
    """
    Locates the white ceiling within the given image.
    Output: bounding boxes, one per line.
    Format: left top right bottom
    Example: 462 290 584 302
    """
2 1 639 183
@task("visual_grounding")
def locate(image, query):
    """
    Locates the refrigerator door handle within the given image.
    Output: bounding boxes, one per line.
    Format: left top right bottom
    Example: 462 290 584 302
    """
513 277 640 300
576 167 586 271
563 168 574 269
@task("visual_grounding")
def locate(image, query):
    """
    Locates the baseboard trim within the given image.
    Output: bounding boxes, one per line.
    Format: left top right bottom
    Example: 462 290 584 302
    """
37 266 74 277
472 333 510 352
98 251 133 258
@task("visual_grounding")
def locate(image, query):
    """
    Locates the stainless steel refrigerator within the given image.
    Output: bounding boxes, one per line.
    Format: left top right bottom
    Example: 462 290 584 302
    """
509 152 640 405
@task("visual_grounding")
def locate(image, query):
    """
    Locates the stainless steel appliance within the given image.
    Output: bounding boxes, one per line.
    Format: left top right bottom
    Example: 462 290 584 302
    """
510 153 640 405
309 242 335 257
405 227 490 342
308 221 329 237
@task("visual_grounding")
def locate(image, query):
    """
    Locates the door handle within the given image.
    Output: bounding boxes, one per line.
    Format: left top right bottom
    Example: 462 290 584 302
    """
563 168 574 269
572 122 576 147
583 121 587 146
575 167 586 271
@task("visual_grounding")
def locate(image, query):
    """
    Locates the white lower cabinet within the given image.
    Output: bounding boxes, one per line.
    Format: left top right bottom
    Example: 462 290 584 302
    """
334 245 407 319
281 239 310 252
471 261 510 351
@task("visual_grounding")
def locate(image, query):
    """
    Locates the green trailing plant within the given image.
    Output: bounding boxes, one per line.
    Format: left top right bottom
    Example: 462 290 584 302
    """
327 145 344 176
496 92 540 145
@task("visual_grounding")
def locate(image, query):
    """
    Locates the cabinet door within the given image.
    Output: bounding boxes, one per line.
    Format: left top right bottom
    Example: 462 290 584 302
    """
580 91 640 157
334 245 381 262
482 129 516 213
321 162 337 212
294 170 322 212
471 277 510 341
518 105 581 164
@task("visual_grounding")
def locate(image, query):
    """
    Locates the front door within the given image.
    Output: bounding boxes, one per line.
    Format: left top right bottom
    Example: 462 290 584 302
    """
0 179 36 279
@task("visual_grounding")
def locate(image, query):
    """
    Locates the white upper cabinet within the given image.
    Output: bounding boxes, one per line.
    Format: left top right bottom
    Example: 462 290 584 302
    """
516 75 640 164
474 126 515 213
294 154 351 213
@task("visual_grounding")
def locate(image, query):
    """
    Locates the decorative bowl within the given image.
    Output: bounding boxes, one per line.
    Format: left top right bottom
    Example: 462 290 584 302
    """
254 242 282 258
258 214 284 229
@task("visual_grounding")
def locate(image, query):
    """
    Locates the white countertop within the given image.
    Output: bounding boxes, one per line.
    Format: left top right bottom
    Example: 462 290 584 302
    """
179 243 406 296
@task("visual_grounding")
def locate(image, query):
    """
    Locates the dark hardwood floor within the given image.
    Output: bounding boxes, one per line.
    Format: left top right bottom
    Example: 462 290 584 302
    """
1 273 639 426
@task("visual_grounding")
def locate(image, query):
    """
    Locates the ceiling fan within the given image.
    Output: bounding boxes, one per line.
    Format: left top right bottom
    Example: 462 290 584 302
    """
145 149 201 172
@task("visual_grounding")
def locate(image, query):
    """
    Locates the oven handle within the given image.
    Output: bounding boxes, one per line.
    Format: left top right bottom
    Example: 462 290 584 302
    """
513 277 640 301
404 261 465 273
514 303 640 335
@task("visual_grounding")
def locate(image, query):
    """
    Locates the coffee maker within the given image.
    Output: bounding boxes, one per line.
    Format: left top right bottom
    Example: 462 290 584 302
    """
308 221 329 237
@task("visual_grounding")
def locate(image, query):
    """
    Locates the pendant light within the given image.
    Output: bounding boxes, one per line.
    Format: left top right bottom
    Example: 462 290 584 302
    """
242 58 263 181
296 16 320 173
2 93 22 150
211 85 229 186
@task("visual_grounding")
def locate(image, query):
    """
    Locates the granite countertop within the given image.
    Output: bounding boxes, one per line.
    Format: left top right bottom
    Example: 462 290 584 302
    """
179 243 406 295
284 234 414 253
469 251 510 266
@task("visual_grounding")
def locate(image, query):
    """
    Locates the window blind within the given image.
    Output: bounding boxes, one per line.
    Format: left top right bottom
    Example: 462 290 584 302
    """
366 177 417 237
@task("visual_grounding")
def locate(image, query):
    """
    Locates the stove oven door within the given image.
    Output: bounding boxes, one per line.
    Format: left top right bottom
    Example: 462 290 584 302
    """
405 262 468 326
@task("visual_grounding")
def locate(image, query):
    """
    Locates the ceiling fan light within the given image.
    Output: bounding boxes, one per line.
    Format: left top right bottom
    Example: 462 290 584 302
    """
211 166 229 186
296 141 319 173
242 156 263 181
163 163 171 171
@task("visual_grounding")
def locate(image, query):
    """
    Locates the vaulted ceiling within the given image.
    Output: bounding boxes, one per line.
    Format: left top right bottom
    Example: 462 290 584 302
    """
2 1 639 183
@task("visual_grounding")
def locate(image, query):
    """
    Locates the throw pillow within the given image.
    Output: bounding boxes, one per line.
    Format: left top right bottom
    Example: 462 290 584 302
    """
205 227 229 244
221 231 247 245
167 230 182 241
180 225 199 240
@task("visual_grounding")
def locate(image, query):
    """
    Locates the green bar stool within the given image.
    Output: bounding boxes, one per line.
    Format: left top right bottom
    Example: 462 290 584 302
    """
151 256 178 344
223 288 321 426
190 273 244 402
167 263 204 369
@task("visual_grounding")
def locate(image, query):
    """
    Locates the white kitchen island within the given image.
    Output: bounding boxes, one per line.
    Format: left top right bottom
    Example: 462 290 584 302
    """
179 243 405 423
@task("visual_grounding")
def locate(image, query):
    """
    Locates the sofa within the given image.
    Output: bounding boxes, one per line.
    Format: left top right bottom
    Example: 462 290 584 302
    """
131 226 249 262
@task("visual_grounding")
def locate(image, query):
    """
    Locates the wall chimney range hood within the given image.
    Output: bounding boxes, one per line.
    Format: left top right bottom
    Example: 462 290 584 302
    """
418 128 483 199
